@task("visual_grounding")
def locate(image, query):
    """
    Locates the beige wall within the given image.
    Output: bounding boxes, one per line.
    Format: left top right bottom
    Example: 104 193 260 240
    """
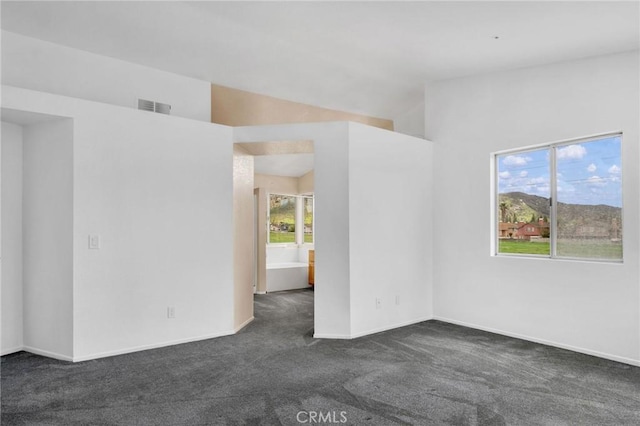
298 170 314 194
233 146 255 330
254 187 268 293
254 172 315 195
212 84 393 131
254 174 299 194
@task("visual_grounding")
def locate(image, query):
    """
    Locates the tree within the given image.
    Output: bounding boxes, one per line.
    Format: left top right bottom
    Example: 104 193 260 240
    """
499 202 508 222
531 213 537 223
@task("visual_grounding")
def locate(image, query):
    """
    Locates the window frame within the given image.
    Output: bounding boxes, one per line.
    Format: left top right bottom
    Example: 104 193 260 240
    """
301 194 315 245
492 132 623 263
267 192 314 246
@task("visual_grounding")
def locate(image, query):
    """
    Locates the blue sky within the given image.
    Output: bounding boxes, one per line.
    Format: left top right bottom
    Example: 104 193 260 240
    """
498 136 622 207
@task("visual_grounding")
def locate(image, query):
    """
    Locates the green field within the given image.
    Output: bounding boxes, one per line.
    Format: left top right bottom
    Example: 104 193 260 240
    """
499 239 622 260
499 240 549 255
557 240 622 259
269 232 296 244
269 232 313 244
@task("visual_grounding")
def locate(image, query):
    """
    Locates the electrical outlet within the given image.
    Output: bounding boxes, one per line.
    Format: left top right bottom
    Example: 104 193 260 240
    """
167 306 175 319
376 298 382 309
396 295 400 305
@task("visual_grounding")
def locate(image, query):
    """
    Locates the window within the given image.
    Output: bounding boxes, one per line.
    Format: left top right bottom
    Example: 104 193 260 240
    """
496 134 622 261
268 194 314 244
269 194 297 243
304 196 314 243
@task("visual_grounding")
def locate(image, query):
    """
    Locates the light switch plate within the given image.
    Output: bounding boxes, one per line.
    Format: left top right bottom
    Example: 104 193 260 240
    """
89 235 101 249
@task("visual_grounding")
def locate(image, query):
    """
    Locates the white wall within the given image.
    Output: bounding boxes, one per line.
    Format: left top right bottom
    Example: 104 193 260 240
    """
1 121 23 355
266 247 301 264
22 118 74 360
1 31 211 122
72 101 234 361
426 51 640 365
3 85 236 361
312 123 352 338
235 122 433 338
348 123 433 337
394 102 425 139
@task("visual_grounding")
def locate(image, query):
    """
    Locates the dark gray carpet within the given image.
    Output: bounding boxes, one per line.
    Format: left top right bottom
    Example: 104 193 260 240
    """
2 289 639 425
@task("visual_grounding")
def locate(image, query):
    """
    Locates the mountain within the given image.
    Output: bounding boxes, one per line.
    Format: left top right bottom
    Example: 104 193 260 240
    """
498 192 550 223
499 192 622 237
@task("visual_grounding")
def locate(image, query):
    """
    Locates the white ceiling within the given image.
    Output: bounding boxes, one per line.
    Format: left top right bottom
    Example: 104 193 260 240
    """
2 1 638 120
237 141 314 177
253 153 314 178
2 1 637 179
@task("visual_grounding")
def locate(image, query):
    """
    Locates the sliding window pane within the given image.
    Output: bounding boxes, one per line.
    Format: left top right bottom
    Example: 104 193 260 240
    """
497 148 550 256
555 136 622 260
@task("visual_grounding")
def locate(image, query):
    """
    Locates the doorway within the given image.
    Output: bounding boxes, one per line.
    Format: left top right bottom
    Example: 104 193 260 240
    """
234 140 314 322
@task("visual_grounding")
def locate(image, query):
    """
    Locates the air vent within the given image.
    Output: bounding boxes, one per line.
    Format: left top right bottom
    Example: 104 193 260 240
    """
154 102 171 115
137 99 155 112
137 98 171 115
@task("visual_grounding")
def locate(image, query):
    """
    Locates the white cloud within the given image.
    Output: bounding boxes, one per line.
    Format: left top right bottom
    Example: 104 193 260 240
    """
502 155 531 166
499 171 511 179
608 164 621 174
528 176 546 185
519 171 528 177
557 144 586 160
556 180 575 193
587 163 597 172
587 175 607 187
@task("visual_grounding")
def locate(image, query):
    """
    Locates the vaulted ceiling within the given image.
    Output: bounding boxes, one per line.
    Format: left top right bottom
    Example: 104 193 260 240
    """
2 1 638 120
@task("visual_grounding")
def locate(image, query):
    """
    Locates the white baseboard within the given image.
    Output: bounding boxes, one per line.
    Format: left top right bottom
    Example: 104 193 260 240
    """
234 316 255 333
349 316 434 339
315 316 433 340
23 345 74 362
72 330 236 362
433 316 640 367
313 333 352 339
15 324 253 362
1 345 24 357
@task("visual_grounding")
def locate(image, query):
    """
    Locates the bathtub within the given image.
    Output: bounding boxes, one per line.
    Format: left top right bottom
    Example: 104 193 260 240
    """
266 262 309 292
